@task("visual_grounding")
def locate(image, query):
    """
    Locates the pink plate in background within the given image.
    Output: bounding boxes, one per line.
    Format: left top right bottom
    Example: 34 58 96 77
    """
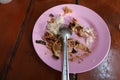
32 4 111 73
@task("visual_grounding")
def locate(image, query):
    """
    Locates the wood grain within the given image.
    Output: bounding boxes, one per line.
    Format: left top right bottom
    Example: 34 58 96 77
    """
0 0 30 77
2 0 75 80
0 0 120 80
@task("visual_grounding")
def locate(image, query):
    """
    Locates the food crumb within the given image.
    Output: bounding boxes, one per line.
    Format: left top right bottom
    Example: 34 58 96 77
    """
45 53 47 55
78 60 81 64
63 6 72 15
49 13 54 17
45 51 50 55
36 40 46 45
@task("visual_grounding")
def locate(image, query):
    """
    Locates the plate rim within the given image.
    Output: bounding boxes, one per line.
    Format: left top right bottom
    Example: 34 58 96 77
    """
32 4 111 73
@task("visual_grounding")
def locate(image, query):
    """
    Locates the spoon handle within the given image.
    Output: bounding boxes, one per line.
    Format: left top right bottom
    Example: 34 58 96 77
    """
62 37 69 80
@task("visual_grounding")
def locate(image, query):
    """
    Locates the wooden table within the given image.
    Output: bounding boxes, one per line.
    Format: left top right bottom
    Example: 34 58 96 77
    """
0 0 120 80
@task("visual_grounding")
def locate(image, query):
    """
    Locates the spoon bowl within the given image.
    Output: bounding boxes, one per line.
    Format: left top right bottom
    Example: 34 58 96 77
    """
59 27 72 39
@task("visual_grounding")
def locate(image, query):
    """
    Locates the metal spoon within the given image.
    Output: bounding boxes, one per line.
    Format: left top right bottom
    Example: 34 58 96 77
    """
59 27 72 80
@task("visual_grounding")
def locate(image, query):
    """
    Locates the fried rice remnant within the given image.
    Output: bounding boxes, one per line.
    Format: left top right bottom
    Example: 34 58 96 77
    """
63 6 72 15
43 29 91 60
42 29 62 59
69 18 87 37
52 39 62 59
69 52 90 63
36 6 95 63
68 38 91 54
69 18 95 45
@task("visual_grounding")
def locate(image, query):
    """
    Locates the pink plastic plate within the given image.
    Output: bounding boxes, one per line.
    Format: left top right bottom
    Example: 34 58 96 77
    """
32 4 111 73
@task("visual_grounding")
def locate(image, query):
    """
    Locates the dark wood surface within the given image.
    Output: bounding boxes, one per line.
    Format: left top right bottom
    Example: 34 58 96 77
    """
0 0 120 80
